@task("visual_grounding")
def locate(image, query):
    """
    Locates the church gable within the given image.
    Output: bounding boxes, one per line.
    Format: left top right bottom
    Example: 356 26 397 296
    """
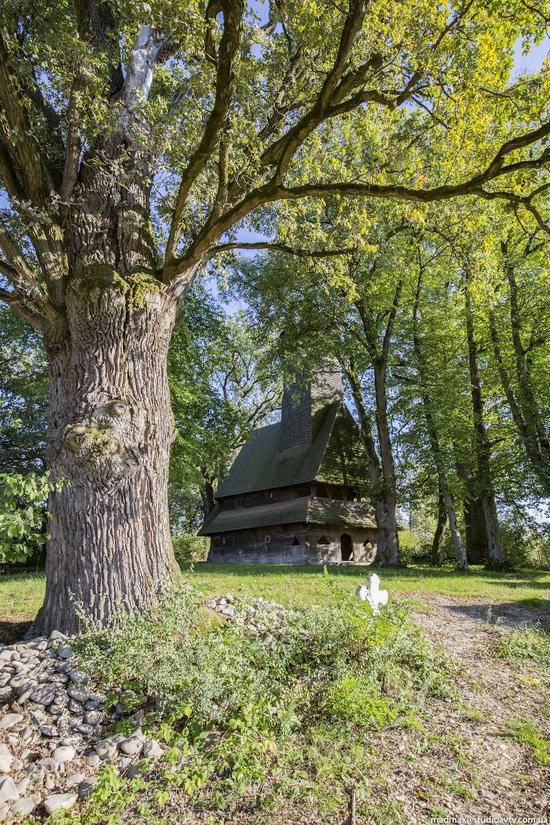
316 405 369 494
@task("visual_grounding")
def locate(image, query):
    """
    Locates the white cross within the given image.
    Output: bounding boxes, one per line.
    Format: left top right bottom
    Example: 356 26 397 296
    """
356 573 388 614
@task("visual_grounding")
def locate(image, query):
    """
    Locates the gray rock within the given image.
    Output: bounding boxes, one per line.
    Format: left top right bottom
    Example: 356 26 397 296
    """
119 734 144 756
30 685 56 706
18 727 33 744
40 725 58 738
78 779 95 800
37 757 59 773
126 764 141 779
95 739 117 761
16 776 30 795
0 746 10 758
0 714 23 731
0 689 13 704
49 704 64 716
17 687 34 704
86 753 101 769
66 772 85 787
69 699 84 713
68 670 88 685
0 758 11 775
48 631 67 642
10 795 39 818
0 777 19 804
0 675 10 689
9 674 31 691
53 745 76 763
67 687 89 703
74 723 94 736
44 773 56 790
43 792 77 814
87 692 106 704
84 710 102 726
56 646 74 660
143 739 163 760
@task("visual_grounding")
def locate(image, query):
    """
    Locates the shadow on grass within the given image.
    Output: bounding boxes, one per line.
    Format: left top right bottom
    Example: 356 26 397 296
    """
0 621 32 645
442 600 550 628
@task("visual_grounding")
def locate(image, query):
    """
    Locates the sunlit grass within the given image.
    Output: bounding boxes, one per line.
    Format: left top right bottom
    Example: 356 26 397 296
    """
0 563 548 640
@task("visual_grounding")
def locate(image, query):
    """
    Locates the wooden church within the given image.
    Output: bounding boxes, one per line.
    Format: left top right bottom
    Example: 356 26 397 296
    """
200 362 378 565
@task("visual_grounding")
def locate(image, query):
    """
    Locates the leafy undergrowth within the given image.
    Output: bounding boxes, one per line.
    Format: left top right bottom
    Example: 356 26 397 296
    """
53 581 456 824
504 720 549 765
495 625 550 668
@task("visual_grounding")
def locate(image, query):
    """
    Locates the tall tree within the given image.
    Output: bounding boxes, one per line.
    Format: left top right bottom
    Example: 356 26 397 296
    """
489 235 550 494
410 249 469 570
0 0 547 632
169 291 278 530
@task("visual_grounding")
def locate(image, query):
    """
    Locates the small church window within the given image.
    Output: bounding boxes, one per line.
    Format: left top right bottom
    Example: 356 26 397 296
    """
317 535 330 545
292 536 300 545
265 535 271 544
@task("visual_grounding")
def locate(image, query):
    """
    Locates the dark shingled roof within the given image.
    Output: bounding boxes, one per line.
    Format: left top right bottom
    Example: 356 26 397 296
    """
215 401 367 499
199 496 376 535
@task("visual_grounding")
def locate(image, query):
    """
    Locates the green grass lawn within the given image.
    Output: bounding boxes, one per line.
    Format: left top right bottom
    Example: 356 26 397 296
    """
1 563 547 642
185 563 550 612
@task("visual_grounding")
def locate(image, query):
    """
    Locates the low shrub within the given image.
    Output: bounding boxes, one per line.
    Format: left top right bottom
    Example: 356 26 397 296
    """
73 578 456 819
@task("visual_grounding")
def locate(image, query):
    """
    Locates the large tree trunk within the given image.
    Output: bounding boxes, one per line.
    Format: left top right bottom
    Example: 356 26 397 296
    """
30 269 181 636
464 494 488 565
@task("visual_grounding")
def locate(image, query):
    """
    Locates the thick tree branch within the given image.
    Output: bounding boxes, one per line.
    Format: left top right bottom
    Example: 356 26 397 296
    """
206 240 360 259
164 0 244 269
0 34 58 207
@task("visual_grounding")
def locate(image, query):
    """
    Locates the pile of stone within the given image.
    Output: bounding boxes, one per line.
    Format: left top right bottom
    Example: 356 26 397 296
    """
206 594 309 643
0 633 164 821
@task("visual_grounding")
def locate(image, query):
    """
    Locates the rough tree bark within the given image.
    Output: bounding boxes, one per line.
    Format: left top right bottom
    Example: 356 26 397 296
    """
33 280 180 635
464 495 488 564
464 270 505 570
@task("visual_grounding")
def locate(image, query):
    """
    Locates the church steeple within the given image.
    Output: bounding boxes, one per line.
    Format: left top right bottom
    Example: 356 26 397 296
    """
279 360 342 452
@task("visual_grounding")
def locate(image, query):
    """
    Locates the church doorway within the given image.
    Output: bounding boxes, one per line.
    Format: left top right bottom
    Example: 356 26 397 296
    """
340 533 353 561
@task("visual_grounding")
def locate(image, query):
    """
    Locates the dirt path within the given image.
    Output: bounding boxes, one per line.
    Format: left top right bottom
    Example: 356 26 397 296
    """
370 594 549 824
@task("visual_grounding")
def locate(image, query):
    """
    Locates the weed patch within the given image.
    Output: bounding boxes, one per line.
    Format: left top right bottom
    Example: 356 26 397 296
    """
68 582 455 821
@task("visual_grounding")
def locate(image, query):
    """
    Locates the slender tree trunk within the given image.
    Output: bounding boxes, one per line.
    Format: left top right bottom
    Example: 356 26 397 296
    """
485 246 550 494
464 273 505 570
412 267 468 571
431 491 446 566
372 359 400 566
343 362 400 566
200 475 216 518
31 273 180 636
